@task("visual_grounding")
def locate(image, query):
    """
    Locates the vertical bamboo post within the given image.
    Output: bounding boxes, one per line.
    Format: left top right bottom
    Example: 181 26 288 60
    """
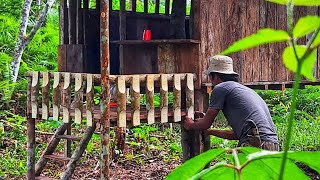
173 74 181 122
117 76 126 127
160 74 168 123
74 73 84 124
186 74 194 119
100 0 111 178
62 72 71 123
146 75 155 125
86 74 94 127
131 75 140 126
62 73 71 158
31 72 39 119
42 72 50 120
53 72 61 120
27 76 35 180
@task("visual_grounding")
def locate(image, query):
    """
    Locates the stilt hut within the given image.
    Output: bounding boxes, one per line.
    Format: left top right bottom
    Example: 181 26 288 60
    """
26 0 320 179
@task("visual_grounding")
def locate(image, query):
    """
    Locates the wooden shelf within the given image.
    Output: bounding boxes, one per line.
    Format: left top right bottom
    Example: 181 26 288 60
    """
110 39 201 45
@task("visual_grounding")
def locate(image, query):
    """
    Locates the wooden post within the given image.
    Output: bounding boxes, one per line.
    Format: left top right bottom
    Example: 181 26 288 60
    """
62 72 72 158
41 72 49 120
53 72 61 120
119 0 126 74
144 0 148 13
160 74 168 123
131 75 140 126
27 76 35 180
132 0 136 12
155 0 160 14
74 73 84 124
173 74 181 122
146 75 155 124
117 76 127 127
68 0 77 44
165 0 170 15
100 0 111 179
170 0 186 38
86 74 94 127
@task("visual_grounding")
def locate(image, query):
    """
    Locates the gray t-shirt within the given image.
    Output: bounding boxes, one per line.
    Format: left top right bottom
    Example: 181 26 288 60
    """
209 81 278 144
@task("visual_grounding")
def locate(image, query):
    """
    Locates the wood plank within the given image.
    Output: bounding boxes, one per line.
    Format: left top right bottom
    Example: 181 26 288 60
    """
73 73 84 124
160 74 168 123
165 0 170 15
31 72 39 119
41 72 50 120
55 135 81 141
144 0 148 13
157 44 176 73
52 72 61 120
186 74 194 119
259 0 269 81
131 75 140 126
173 74 181 122
44 155 71 162
68 0 77 44
155 0 160 14
132 0 137 12
58 45 67 71
86 74 94 127
66 44 84 73
117 76 127 127
62 73 71 123
146 75 155 124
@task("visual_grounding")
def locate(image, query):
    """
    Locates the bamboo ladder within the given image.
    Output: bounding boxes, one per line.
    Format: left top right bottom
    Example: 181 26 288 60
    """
26 72 195 179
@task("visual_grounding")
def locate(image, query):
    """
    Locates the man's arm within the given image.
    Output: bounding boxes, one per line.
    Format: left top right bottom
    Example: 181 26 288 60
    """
183 108 219 131
205 129 238 140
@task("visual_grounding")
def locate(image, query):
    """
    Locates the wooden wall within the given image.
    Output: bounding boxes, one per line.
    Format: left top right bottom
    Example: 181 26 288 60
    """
196 0 320 84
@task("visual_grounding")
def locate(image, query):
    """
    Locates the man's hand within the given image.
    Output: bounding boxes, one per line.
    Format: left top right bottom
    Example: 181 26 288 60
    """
183 117 194 130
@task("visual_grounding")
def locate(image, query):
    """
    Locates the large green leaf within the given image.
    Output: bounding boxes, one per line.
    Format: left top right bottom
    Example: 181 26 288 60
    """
311 31 320 48
221 29 290 55
165 148 226 180
201 166 236 180
266 0 320 6
293 16 320 38
282 45 317 81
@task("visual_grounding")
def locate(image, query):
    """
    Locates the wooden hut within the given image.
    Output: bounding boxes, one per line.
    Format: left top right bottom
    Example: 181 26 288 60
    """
26 0 320 179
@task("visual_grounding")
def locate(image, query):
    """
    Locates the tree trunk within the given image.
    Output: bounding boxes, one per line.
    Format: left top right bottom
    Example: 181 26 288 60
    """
11 0 56 82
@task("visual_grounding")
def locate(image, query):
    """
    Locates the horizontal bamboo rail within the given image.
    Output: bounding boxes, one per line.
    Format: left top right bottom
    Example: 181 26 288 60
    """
27 72 196 128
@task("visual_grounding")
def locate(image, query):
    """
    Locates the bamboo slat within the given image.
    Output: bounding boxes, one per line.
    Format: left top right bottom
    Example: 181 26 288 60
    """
31 72 39 118
117 76 127 128
74 73 83 124
62 73 71 123
146 75 155 124
42 72 50 120
131 75 140 126
186 74 194 119
173 74 181 122
53 72 61 120
86 74 94 127
160 74 168 123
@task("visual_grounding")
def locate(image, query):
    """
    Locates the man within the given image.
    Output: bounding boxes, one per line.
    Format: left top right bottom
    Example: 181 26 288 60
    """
183 55 279 151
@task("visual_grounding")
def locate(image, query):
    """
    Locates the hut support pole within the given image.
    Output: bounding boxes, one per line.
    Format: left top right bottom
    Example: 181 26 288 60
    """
27 117 35 180
100 0 111 179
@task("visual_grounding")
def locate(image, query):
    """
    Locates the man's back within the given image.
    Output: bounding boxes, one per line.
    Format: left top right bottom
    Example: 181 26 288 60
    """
209 81 279 145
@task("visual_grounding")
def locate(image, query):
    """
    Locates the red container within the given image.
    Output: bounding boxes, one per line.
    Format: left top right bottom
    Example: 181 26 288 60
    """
143 30 152 40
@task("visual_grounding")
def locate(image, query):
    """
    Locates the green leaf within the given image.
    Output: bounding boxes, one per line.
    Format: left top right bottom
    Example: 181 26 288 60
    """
221 29 290 55
311 31 320 48
266 0 320 6
165 148 226 180
293 16 320 38
282 45 317 81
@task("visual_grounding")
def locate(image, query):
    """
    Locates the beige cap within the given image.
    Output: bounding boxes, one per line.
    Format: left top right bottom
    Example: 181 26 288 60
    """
204 55 238 75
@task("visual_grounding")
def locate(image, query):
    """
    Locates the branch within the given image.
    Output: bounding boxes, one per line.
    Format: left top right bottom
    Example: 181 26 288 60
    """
25 0 57 45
